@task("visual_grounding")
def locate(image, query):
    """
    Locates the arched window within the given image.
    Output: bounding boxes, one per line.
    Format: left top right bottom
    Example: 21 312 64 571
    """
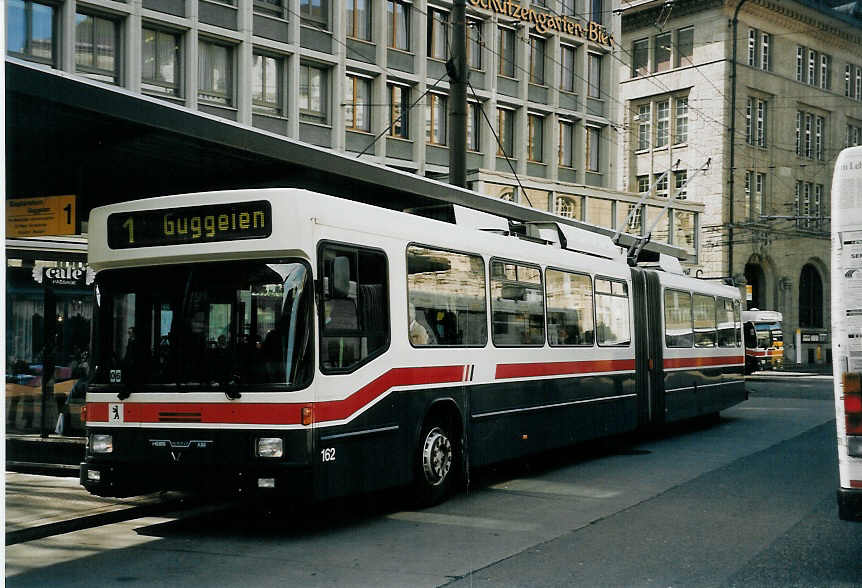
556 197 574 218
799 264 823 328
744 262 765 310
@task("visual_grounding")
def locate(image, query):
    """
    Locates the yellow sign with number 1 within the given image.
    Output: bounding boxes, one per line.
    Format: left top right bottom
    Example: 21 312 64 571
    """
6 195 77 237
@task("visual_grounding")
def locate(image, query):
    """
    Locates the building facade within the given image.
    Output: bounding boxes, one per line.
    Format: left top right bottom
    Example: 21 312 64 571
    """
7 0 703 235
620 0 862 364
6 0 710 437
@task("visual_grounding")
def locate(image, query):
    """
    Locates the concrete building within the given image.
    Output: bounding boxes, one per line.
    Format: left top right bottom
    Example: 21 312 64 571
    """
620 0 862 364
6 0 705 233
6 0 710 439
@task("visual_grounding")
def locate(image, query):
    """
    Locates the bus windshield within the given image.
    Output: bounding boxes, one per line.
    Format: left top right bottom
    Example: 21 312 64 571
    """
92 259 314 391
753 322 782 348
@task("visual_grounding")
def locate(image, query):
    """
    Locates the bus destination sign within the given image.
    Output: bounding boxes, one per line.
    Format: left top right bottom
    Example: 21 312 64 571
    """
107 201 272 249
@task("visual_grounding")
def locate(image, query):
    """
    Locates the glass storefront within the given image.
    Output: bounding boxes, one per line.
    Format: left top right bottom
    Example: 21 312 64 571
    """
6 253 93 437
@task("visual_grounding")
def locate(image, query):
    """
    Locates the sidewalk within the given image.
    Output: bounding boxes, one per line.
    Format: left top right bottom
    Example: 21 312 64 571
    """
5 471 184 546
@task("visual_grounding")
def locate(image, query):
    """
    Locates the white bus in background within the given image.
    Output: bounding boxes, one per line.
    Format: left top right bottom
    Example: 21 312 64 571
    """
831 146 862 521
741 310 783 374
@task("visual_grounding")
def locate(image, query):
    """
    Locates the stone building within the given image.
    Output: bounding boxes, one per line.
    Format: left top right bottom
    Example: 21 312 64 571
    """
620 0 862 364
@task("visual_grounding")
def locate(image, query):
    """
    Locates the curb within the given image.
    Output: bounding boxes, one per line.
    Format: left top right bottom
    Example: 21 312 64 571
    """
746 374 833 382
5 500 178 546
6 461 81 477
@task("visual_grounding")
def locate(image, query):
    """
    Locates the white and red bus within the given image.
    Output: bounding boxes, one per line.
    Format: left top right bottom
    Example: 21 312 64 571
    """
832 146 862 521
741 310 784 374
80 189 746 504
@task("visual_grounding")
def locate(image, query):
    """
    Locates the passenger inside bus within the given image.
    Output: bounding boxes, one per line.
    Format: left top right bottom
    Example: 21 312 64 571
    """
409 303 432 345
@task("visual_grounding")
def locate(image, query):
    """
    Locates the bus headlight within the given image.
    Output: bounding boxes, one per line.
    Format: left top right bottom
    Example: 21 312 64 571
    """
91 434 113 454
256 437 283 458
849 436 862 458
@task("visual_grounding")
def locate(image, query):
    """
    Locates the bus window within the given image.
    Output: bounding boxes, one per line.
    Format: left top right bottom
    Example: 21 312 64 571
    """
490 260 545 346
406 246 487 347
595 278 630 346
734 300 742 346
546 269 594 346
664 289 693 348
319 244 389 371
717 297 736 348
693 294 717 347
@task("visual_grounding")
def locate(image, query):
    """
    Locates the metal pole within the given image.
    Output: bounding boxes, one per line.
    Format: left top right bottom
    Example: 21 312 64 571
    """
728 0 749 279
448 0 467 188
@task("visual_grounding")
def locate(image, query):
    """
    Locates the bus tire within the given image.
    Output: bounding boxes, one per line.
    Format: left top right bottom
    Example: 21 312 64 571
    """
414 416 459 507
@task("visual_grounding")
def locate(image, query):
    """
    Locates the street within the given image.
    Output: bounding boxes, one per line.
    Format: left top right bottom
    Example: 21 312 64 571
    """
6 376 860 587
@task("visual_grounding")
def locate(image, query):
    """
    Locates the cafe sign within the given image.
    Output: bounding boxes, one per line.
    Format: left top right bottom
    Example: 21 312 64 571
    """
468 0 615 46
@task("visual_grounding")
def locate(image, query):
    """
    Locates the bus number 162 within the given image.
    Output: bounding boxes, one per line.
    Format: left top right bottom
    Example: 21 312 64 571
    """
320 448 336 462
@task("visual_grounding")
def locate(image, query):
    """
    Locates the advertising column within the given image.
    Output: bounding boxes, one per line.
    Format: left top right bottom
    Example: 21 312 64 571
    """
832 146 862 521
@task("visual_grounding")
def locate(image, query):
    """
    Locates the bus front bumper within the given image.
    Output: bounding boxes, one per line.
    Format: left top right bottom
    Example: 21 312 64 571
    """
80 460 313 500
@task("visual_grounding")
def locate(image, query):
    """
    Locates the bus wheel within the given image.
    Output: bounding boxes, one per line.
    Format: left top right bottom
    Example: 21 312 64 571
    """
414 419 458 507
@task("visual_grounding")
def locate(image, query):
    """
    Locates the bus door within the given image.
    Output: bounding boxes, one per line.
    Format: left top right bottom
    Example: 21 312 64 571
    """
630 268 651 427
630 269 665 427
645 271 666 426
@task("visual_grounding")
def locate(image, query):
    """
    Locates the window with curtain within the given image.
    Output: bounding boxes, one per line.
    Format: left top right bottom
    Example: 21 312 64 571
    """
467 18 483 70
530 36 545 85
300 63 327 123
559 120 574 168
75 12 119 84
198 40 233 106
426 93 447 145
560 44 575 92
586 126 600 172
528 114 544 162
428 8 448 60
498 26 515 77
496 108 514 157
345 74 371 131
252 53 282 115
386 0 410 50
388 84 409 139
347 0 371 40
142 28 181 97
588 53 601 98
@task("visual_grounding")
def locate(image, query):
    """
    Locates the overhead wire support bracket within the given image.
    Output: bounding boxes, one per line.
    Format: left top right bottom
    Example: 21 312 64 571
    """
625 157 711 265
613 158 680 247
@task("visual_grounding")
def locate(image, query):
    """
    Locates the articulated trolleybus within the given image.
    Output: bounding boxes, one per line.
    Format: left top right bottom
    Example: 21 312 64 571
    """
81 189 746 504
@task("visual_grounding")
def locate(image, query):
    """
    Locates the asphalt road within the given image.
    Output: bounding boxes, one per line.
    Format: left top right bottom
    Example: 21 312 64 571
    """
7 378 859 587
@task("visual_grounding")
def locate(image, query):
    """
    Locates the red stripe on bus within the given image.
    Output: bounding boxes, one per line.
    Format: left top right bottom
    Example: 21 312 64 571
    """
851 480 862 489
495 359 636 379
845 395 862 414
87 403 108 422
85 365 466 425
663 356 744 369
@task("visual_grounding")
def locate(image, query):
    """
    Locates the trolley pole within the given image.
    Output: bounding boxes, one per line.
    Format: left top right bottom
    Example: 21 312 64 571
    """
447 0 467 188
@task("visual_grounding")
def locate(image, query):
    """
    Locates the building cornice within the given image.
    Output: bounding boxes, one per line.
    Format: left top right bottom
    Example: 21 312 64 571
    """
622 0 723 33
